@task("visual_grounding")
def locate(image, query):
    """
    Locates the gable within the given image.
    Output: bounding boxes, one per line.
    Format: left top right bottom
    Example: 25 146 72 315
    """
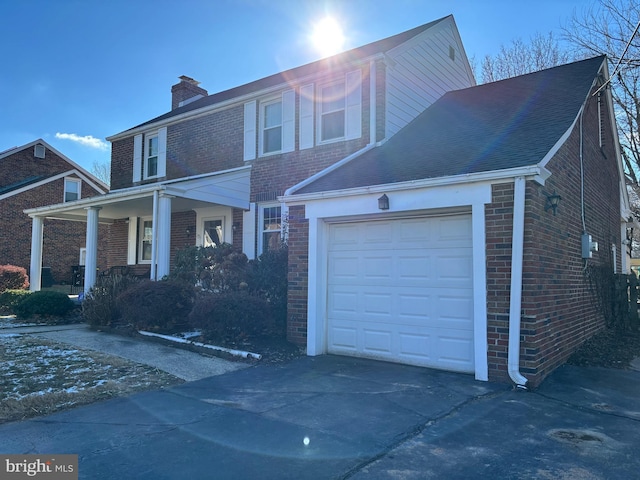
0 139 108 193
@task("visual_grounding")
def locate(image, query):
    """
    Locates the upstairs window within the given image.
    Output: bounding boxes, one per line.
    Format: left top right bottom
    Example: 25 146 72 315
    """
134 127 166 182
261 99 283 154
320 81 346 141
64 178 81 202
144 135 159 179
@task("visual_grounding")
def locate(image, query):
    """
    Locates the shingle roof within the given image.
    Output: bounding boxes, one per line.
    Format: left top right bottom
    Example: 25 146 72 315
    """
0 175 45 194
295 55 605 195
125 17 449 132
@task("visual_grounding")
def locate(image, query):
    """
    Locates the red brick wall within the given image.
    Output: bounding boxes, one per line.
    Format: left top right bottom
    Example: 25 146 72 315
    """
286 205 309 346
0 146 108 284
486 86 622 387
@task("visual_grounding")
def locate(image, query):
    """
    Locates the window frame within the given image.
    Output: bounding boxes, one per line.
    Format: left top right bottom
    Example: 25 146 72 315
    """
143 133 159 180
258 204 284 254
259 96 283 156
63 177 81 202
317 79 347 143
138 217 154 264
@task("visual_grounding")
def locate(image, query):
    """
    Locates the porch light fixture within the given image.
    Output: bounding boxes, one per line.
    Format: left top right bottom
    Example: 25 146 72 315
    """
544 191 561 216
378 194 389 210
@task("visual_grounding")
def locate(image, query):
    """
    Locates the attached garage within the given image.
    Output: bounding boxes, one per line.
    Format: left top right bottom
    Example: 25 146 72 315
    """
326 214 475 373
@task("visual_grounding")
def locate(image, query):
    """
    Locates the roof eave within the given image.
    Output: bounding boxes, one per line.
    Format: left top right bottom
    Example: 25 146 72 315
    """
282 164 551 204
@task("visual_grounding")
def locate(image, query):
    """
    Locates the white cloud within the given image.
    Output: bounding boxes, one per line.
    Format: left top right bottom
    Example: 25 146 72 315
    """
55 132 109 151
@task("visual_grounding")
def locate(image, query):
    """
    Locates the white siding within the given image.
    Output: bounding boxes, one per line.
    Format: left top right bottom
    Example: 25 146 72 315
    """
385 18 475 138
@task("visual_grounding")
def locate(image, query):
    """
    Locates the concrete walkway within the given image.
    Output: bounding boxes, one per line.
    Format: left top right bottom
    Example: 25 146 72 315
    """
4 324 246 381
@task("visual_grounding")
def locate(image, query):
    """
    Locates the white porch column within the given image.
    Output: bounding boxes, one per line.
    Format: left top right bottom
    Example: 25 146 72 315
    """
29 216 44 291
84 206 101 293
156 194 173 279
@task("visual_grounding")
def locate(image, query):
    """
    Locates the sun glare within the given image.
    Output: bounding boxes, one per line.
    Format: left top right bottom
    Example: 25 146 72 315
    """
311 16 345 57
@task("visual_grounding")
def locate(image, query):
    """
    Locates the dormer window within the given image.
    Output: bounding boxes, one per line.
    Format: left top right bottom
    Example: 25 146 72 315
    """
64 178 81 202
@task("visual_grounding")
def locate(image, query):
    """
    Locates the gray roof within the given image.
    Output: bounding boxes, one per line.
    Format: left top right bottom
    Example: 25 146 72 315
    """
295 55 605 195
127 17 449 132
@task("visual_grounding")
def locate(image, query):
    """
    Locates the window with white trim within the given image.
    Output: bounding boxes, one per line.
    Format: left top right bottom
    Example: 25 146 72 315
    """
260 97 283 155
203 219 224 247
64 178 81 202
319 80 346 142
259 205 282 253
144 134 159 179
139 218 153 263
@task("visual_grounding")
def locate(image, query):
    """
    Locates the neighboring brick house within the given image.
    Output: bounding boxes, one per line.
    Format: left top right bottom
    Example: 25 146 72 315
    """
0 139 108 286
25 16 630 387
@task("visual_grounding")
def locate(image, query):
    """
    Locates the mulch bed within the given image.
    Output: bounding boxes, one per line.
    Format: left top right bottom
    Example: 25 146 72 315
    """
566 327 640 369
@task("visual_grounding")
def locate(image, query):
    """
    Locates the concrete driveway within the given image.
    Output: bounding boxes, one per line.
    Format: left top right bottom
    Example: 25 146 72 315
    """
1 355 639 479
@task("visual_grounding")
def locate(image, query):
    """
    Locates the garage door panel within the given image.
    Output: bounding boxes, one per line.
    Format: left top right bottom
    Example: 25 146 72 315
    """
327 214 474 373
362 328 393 354
329 325 358 351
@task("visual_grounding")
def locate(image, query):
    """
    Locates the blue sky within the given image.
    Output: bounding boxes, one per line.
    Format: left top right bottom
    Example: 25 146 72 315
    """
1 0 590 176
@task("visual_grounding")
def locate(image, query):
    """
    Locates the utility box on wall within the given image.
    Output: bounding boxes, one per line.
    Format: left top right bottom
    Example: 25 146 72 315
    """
582 233 599 259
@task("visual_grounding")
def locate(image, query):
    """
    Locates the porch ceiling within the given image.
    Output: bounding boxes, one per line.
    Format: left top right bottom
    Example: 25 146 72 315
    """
24 166 251 223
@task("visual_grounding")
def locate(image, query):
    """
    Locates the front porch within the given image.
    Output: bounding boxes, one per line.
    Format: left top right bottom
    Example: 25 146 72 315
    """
24 167 251 293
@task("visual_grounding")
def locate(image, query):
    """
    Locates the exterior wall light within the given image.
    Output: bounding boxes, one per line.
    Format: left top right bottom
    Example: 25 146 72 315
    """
378 194 389 210
544 191 562 216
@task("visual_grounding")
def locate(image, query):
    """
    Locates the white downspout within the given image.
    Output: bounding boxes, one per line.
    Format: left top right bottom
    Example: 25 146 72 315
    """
508 176 528 389
370 59 377 145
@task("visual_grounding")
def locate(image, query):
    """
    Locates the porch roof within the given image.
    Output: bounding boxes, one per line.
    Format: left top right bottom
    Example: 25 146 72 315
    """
24 166 251 222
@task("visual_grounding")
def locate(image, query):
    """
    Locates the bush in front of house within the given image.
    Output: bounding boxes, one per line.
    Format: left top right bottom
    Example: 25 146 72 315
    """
170 244 250 292
13 290 75 320
247 244 288 336
116 279 196 333
0 289 32 314
83 274 140 328
0 265 29 292
188 290 274 343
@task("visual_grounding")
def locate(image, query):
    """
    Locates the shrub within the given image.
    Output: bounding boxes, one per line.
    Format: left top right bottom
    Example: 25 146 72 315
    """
0 289 32 314
247 244 288 335
188 291 274 343
0 265 29 292
171 244 249 292
82 274 139 328
14 290 75 319
116 280 196 333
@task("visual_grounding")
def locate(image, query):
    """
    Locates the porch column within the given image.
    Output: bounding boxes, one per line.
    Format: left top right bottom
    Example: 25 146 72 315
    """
29 216 44 291
84 206 101 293
156 194 172 279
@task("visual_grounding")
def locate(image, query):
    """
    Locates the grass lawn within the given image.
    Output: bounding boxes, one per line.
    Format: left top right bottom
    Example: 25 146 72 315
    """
0 319 182 424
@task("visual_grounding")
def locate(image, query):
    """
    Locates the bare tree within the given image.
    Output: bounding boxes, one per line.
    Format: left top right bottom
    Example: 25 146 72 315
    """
481 32 572 83
563 0 640 184
90 160 111 187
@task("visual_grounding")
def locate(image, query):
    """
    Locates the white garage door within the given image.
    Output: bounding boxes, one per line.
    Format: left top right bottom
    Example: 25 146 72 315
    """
327 214 474 372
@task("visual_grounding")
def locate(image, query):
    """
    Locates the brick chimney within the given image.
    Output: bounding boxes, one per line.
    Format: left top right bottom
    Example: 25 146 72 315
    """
171 75 208 110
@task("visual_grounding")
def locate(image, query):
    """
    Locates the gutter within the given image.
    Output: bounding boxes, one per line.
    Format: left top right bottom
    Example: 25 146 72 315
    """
508 176 528 389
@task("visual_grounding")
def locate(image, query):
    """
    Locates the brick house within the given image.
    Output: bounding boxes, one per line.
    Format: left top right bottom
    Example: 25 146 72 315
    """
25 16 630 387
0 139 108 286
